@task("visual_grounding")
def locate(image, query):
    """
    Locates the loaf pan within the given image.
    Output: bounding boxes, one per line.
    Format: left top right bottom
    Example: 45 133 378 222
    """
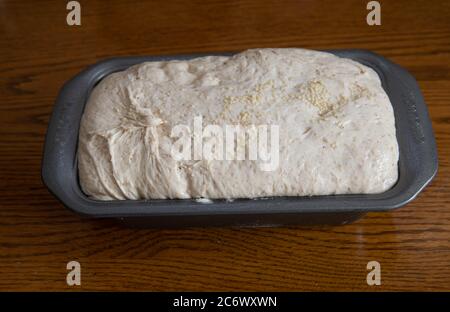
41 50 438 228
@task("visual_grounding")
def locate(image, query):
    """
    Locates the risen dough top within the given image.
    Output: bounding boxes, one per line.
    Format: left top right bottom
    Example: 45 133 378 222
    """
78 48 399 200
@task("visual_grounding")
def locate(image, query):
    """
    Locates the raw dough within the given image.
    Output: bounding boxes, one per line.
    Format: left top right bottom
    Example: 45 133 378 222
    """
78 48 399 200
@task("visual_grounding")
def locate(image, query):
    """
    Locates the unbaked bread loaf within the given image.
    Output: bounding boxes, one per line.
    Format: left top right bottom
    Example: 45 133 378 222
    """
78 48 399 200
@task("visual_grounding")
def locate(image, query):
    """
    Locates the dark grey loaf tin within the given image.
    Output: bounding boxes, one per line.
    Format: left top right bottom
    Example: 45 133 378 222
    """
42 50 438 228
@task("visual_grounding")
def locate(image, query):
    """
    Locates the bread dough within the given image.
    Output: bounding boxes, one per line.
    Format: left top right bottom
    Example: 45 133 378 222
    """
78 48 399 200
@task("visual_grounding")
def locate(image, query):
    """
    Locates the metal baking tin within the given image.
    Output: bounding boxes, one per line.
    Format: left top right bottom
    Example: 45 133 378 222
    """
41 50 438 227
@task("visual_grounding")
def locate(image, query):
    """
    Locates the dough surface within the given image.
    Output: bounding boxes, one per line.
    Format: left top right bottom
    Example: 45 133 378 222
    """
78 48 399 200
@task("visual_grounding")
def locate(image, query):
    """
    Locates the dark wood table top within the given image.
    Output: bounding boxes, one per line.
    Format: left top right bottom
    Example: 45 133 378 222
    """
1 0 449 291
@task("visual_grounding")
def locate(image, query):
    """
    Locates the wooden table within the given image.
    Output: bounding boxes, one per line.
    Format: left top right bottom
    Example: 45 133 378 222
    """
1 0 449 291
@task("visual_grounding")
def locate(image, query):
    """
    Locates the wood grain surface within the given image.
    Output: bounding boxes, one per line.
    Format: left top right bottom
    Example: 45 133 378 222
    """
1 0 449 291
